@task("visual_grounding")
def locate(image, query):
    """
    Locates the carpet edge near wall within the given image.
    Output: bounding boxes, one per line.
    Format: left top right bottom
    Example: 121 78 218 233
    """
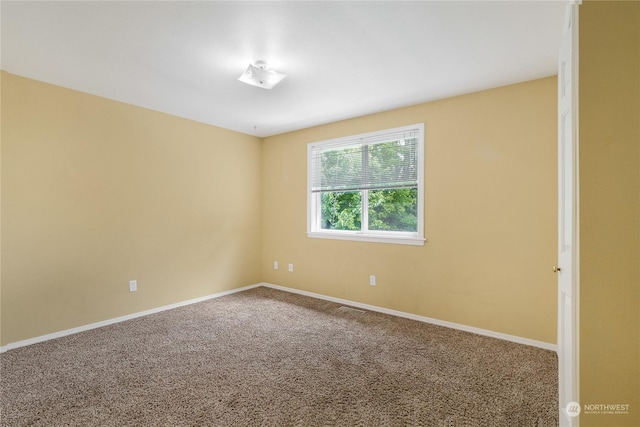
0 283 263 353
0 282 557 354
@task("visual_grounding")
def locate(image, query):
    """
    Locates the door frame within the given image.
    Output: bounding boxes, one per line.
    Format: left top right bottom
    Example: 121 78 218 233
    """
557 2 580 426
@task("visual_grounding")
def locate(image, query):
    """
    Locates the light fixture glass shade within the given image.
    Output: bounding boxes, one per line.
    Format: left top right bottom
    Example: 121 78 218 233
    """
238 61 286 89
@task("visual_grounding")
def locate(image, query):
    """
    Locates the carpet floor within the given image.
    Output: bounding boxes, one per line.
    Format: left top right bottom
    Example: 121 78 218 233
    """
1 286 558 426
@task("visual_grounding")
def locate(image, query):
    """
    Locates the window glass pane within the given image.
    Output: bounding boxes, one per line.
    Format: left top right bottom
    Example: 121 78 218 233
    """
314 145 362 192
366 138 418 190
368 188 418 232
321 191 362 231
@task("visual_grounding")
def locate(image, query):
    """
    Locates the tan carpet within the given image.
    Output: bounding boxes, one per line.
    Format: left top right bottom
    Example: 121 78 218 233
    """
1 286 558 426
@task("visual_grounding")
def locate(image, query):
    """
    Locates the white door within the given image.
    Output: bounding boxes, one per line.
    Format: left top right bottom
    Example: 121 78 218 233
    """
557 3 579 426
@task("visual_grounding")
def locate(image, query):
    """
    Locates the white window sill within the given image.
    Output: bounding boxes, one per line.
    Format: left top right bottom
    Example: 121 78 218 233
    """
307 231 426 246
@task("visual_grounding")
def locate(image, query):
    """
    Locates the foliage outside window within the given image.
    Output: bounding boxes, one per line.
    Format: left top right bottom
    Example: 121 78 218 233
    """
307 124 424 245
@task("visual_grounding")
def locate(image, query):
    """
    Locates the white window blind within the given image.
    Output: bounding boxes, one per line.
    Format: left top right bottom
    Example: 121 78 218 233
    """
310 128 419 193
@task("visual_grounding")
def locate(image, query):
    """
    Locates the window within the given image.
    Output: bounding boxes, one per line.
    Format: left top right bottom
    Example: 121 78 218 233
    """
307 123 424 245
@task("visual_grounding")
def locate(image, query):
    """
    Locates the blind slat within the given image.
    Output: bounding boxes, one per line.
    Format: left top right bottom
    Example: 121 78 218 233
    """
311 183 418 193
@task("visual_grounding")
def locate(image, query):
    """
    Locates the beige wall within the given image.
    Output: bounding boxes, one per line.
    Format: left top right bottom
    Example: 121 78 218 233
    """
0 72 263 345
579 2 640 426
0 73 559 349
262 77 558 344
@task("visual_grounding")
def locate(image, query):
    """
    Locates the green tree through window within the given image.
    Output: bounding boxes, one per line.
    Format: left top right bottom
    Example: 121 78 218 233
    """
368 188 417 232
321 191 361 230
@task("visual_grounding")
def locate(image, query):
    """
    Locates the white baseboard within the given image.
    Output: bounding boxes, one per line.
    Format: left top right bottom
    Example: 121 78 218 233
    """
260 282 558 352
1 281 556 354
0 283 262 353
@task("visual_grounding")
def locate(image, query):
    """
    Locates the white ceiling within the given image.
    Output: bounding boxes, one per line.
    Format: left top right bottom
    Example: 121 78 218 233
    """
1 1 566 138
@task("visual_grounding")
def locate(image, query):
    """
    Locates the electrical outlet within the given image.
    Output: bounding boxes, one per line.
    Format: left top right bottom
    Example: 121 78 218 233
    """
369 275 376 286
274 261 279 270
288 263 294 272
129 280 137 292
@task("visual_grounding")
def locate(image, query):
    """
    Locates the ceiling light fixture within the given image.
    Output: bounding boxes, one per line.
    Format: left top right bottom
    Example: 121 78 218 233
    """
238 60 286 90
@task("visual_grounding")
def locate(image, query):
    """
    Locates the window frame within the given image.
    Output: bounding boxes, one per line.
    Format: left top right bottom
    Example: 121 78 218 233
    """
307 123 425 246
